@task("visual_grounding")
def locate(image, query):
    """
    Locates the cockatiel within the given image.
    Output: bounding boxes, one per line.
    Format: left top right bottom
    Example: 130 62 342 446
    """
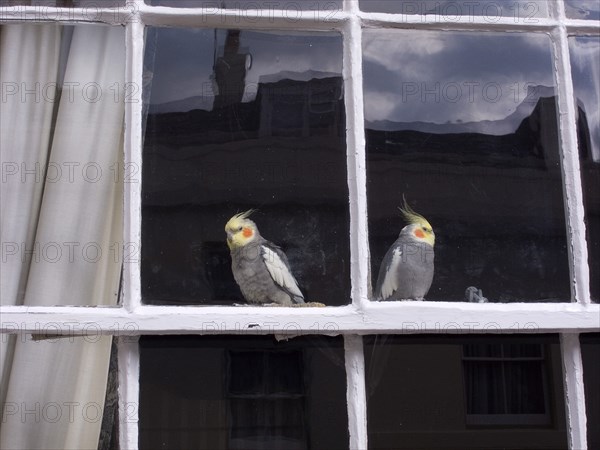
374 201 435 301
225 210 305 306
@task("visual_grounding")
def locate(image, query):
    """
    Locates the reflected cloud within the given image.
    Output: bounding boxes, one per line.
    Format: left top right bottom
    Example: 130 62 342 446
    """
363 30 555 131
565 0 600 20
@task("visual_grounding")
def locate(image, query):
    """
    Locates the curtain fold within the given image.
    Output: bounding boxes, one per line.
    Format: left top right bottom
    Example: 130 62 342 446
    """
0 24 124 449
0 24 63 410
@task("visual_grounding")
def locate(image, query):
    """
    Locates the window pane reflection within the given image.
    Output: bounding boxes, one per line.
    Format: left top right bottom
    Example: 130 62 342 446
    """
569 36 600 301
365 335 567 449
146 0 343 13
580 333 600 449
364 30 570 302
139 335 348 449
142 28 349 305
358 0 548 18
565 0 600 20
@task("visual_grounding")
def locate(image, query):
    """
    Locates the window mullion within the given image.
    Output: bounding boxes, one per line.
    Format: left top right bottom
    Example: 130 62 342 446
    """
123 8 145 313
560 333 588 450
343 12 370 308
117 336 140 450
552 0 591 305
344 334 368 450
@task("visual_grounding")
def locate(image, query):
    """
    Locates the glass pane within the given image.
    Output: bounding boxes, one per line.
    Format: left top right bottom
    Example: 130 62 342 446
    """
1 24 124 307
139 335 348 449
365 335 567 449
142 28 348 306
580 333 600 449
364 30 570 303
569 36 600 302
146 0 343 13
359 0 548 18
565 0 600 20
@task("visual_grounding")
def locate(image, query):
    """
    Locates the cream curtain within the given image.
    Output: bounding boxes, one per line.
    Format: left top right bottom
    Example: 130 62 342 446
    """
0 24 124 449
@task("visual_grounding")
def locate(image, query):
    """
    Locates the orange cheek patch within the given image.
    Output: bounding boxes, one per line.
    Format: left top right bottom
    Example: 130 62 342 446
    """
242 227 253 238
414 229 425 239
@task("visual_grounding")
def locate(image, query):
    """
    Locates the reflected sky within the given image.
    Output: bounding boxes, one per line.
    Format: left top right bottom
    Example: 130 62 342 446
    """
570 36 600 162
363 30 555 134
147 28 342 109
359 0 548 18
565 0 600 20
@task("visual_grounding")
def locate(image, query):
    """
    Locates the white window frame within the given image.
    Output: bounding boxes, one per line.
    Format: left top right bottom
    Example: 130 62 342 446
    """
0 1 599 449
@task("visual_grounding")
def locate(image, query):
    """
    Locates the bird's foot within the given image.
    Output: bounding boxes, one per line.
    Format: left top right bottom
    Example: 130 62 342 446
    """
292 302 326 308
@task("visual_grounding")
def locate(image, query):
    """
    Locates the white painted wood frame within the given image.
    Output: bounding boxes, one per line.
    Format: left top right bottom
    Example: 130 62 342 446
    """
1 1 598 449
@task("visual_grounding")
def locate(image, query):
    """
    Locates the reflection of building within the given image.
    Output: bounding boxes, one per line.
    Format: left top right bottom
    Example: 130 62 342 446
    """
366 91 575 302
139 336 348 449
257 75 343 138
213 30 249 109
366 337 569 449
142 74 347 305
139 336 574 449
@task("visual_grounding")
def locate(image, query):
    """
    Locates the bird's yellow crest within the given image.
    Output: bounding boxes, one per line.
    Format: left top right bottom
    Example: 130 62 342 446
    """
399 199 435 247
225 209 258 249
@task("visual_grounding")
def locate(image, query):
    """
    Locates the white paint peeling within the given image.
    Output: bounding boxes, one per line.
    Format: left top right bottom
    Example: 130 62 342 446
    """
345 335 368 450
560 333 587 450
138 3 350 30
117 336 140 450
343 16 371 309
1 2 599 450
123 12 144 313
0 5 138 25
1 302 599 334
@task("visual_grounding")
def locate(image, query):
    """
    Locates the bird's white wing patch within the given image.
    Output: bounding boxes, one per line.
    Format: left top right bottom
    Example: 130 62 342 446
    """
380 247 402 300
261 246 304 299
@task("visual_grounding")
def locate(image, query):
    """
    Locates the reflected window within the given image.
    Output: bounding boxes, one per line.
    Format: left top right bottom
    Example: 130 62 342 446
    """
463 343 550 425
569 36 600 301
227 350 305 448
364 335 567 450
364 30 570 302
139 336 348 449
565 0 600 20
359 0 548 18
142 28 349 305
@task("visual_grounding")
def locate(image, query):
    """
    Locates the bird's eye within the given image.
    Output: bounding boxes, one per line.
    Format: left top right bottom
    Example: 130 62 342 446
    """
422 227 428 232
237 226 243 232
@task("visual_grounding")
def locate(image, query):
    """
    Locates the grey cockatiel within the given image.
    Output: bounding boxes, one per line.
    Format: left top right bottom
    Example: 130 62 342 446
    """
374 201 435 300
225 210 305 306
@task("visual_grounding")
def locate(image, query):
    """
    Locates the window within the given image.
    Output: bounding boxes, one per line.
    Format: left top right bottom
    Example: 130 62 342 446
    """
0 1 598 450
364 335 567 449
462 342 552 426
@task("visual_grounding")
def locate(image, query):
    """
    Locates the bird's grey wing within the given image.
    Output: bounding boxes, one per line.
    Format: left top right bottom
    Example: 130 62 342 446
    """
260 242 305 303
375 245 403 300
